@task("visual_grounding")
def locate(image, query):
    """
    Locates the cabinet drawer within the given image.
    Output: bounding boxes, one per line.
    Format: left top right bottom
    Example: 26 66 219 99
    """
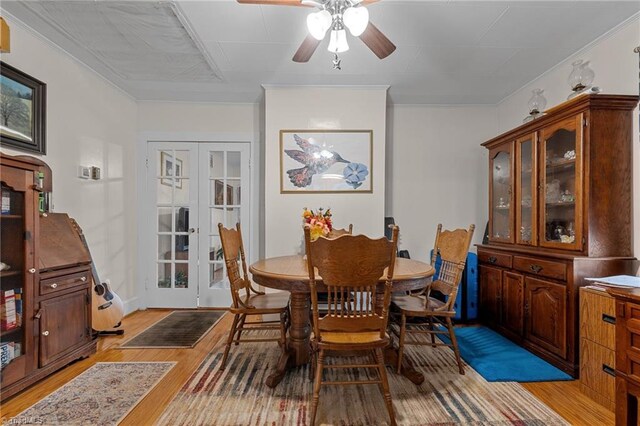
580 288 615 348
580 338 615 401
513 256 566 281
40 269 90 296
478 250 512 268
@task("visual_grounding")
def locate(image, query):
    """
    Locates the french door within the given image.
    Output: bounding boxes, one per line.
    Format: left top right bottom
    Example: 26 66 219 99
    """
145 142 250 308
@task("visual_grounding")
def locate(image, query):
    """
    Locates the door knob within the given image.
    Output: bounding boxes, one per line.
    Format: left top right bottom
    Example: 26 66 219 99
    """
42 330 50 336
189 228 196 234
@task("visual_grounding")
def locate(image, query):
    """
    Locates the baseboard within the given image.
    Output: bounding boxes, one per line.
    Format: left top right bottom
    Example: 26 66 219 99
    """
122 297 140 315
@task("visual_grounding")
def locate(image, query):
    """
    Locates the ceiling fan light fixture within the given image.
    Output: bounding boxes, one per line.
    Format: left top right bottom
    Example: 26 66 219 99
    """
342 6 369 37
328 29 349 53
307 10 332 40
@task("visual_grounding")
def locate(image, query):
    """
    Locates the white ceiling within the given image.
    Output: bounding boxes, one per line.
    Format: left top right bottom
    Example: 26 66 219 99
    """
3 0 639 104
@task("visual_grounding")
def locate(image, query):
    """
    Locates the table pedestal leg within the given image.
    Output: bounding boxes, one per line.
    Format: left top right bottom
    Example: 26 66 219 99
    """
266 292 311 388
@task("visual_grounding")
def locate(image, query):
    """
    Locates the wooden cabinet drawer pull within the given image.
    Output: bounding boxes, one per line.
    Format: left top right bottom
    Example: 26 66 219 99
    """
529 264 543 273
28 268 36 274
602 364 616 377
42 330 50 336
488 256 497 264
602 314 616 325
50 283 58 289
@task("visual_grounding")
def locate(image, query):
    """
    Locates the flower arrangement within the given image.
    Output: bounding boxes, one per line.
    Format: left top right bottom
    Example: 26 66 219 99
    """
302 207 333 241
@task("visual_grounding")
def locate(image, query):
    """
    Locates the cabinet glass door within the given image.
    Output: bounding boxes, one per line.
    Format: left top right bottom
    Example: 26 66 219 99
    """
539 114 583 250
489 144 514 243
0 170 35 385
516 134 537 245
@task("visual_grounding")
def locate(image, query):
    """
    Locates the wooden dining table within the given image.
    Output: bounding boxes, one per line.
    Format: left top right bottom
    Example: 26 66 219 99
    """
249 254 435 388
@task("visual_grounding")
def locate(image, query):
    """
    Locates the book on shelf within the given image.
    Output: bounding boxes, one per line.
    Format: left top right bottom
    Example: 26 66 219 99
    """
1 289 17 331
0 341 21 368
1 188 10 214
14 288 22 327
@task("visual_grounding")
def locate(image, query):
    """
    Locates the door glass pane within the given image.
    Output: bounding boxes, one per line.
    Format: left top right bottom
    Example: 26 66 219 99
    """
544 128 577 244
209 151 224 178
174 262 188 288
211 180 226 206
158 207 172 232
209 236 222 261
226 208 241 228
210 208 225 230
492 151 511 240
209 262 226 288
227 179 241 205
157 263 171 288
175 207 189 233
157 179 172 204
227 152 241 178
158 235 172 261
173 179 189 205
174 150 189 177
158 150 173 177
519 139 533 244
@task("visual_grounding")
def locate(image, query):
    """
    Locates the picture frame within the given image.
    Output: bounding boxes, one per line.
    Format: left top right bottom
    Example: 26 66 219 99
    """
160 151 183 189
214 179 234 206
0 62 46 154
280 130 373 193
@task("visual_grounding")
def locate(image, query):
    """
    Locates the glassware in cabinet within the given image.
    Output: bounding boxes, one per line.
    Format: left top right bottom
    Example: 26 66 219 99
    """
516 133 537 245
489 144 514 243
539 114 583 250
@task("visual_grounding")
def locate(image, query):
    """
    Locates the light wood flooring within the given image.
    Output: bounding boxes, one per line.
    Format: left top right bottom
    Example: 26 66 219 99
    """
1 309 614 425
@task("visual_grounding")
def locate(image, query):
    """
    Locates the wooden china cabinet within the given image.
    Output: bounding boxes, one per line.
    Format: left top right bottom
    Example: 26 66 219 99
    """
478 94 639 377
0 154 96 401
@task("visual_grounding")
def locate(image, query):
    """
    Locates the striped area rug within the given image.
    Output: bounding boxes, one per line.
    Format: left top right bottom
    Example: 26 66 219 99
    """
158 334 568 425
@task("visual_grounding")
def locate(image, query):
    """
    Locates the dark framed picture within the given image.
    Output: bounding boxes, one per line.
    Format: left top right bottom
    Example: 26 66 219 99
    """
0 62 46 154
214 179 234 206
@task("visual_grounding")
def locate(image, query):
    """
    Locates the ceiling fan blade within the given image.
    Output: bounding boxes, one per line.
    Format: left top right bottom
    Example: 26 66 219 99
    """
293 34 321 63
236 0 313 7
359 22 396 59
236 0 311 6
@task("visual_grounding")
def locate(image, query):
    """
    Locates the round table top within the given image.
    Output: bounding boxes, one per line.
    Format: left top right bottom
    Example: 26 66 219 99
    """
249 255 434 293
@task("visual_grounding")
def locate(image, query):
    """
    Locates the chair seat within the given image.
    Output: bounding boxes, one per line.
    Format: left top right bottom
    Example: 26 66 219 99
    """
317 331 389 349
391 294 454 316
230 291 289 314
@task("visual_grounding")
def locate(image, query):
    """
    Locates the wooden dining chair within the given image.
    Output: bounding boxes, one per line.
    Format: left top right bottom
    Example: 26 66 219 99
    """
327 224 353 238
218 223 290 371
304 226 399 426
391 224 474 375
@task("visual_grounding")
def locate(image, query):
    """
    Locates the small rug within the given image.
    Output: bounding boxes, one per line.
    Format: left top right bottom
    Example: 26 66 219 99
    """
438 325 573 382
120 310 224 349
157 334 568 425
14 362 174 425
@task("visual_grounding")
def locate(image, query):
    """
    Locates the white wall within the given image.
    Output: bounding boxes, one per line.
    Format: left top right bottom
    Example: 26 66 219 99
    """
264 87 388 257
386 105 497 262
0 17 139 312
496 16 640 257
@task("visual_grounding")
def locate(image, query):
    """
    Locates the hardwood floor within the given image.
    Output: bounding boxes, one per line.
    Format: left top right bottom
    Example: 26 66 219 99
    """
1 309 614 425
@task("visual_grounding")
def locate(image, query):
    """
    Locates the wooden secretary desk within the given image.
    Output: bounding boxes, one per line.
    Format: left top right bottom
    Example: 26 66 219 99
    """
477 94 639 377
0 153 96 401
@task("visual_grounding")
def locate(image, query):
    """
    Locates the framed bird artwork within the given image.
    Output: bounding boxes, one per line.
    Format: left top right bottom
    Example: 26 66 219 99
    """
279 130 373 193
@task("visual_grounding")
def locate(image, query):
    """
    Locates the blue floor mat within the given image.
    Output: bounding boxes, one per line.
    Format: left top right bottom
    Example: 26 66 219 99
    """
438 325 573 382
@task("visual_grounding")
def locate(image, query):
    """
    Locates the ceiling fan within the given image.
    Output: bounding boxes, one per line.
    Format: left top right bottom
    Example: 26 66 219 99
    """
236 0 396 64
